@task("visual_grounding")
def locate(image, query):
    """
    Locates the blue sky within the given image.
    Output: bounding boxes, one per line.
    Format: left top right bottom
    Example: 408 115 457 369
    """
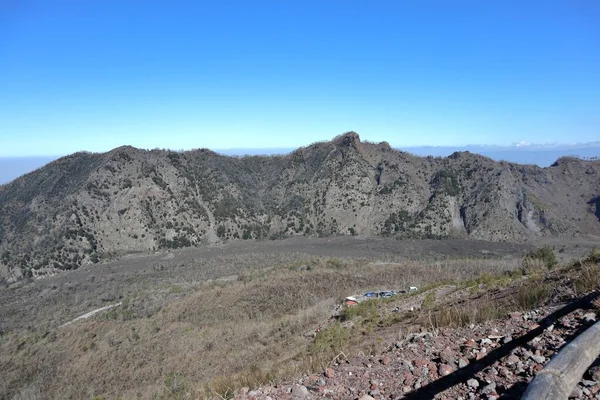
1 1 599 157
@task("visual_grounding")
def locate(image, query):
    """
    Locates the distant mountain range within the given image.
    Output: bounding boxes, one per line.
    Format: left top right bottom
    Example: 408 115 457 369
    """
1 132 599 283
404 143 600 166
2 142 599 185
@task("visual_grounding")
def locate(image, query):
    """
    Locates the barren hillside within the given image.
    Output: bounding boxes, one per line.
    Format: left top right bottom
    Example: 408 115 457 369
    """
1 236 599 399
1 132 599 281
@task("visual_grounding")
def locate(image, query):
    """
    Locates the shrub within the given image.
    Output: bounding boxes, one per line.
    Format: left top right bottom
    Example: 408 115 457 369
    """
422 292 436 309
307 323 351 369
209 364 273 399
516 280 551 310
339 300 377 322
326 258 345 269
574 262 600 293
520 257 546 275
585 248 600 264
382 211 412 236
432 170 460 196
523 246 557 270
121 178 133 189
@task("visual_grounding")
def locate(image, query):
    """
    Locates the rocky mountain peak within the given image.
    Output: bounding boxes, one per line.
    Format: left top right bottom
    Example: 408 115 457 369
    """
0 133 599 281
332 131 361 148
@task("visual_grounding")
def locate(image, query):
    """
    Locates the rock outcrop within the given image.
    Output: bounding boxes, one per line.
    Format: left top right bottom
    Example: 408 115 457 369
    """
1 132 599 280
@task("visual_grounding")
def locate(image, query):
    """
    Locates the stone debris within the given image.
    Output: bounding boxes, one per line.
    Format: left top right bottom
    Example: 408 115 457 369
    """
236 306 600 399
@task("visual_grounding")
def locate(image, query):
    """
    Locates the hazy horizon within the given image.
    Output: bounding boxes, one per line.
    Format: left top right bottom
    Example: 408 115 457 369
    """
2 2 598 180
2 139 599 185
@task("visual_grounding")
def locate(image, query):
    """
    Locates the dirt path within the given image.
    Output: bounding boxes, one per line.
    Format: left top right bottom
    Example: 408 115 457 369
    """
59 302 122 328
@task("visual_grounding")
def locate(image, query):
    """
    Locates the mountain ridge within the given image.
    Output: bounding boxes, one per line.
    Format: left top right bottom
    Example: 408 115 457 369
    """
3 141 600 185
1 132 599 282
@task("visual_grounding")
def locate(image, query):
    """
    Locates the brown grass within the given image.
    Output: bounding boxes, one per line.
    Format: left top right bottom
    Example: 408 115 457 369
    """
515 278 552 310
419 258 599 331
0 256 521 399
428 301 505 328
573 261 600 294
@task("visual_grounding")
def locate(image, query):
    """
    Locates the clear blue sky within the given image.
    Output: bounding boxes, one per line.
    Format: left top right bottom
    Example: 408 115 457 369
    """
1 0 599 157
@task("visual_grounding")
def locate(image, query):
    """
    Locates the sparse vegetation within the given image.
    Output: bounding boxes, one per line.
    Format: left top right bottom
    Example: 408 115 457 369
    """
421 291 436 309
339 299 378 322
429 301 504 328
1 133 598 279
432 169 461 196
1 134 600 399
515 278 551 310
2 241 598 398
586 248 600 263
0 240 530 399
523 246 558 270
573 257 600 294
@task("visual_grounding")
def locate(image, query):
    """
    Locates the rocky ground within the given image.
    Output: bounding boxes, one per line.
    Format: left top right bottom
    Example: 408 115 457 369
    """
235 300 600 400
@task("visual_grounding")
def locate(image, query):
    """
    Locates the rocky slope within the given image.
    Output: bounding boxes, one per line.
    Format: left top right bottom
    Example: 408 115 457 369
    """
233 256 600 400
235 307 600 400
1 132 599 281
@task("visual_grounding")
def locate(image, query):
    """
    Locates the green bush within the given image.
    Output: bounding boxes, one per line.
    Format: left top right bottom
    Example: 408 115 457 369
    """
326 258 345 269
339 300 377 322
523 246 557 270
308 323 351 367
586 248 600 263
422 291 436 309
432 170 460 196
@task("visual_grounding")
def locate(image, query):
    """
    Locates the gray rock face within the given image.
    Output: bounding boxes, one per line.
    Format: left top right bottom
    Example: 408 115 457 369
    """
1 132 600 279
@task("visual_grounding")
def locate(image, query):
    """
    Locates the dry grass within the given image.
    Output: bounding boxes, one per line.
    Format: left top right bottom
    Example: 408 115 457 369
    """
520 257 547 275
420 257 600 331
5 251 594 399
515 278 552 310
422 275 552 329
428 301 505 328
0 255 522 399
573 259 600 294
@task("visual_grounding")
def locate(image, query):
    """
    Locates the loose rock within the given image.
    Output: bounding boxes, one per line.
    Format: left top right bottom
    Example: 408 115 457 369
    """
439 364 453 376
467 379 480 389
291 385 309 399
